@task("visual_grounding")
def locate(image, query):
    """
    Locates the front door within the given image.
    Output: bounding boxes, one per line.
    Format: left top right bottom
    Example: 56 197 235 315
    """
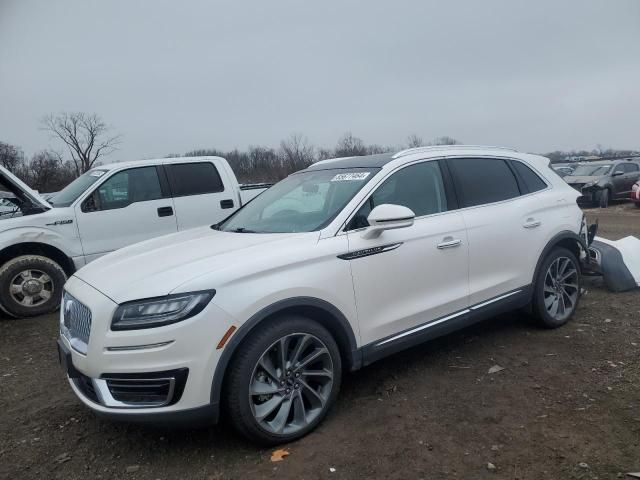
345 160 469 346
75 166 178 260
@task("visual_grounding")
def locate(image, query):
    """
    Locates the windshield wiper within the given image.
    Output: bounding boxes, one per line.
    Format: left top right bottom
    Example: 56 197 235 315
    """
231 227 257 233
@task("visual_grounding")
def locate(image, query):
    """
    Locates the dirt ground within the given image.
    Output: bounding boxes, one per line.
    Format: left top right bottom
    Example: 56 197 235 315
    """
1 203 639 480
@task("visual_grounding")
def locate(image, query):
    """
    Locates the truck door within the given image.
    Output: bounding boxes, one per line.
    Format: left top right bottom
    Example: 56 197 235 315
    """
75 166 177 261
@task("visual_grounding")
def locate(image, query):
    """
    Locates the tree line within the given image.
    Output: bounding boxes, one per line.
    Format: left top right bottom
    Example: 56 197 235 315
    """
0 111 461 192
2 111 637 193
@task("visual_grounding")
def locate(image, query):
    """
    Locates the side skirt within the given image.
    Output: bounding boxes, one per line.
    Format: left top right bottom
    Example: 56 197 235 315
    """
360 286 533 367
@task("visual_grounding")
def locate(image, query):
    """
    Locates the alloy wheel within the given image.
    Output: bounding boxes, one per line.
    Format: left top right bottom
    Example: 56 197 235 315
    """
249 333 334 435
543 256 579 322
9 269 53 307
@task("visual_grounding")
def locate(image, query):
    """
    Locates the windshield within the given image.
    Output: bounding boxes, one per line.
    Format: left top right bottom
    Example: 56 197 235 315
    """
49 169 108 207
571 164 611 177
220 168 379 233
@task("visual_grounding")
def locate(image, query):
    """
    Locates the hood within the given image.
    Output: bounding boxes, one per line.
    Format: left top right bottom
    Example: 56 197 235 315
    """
564 175 602 184
0 165 51 210
74 226 318 303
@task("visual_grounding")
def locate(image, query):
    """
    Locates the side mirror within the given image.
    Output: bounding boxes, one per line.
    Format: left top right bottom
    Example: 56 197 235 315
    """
362 204 415 239
612 171 624 177
81 193 98 213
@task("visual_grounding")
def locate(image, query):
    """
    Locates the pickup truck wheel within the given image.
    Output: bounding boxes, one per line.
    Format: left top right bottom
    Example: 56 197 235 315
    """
0 255 67 318
531 247 580 328
225 315 341 445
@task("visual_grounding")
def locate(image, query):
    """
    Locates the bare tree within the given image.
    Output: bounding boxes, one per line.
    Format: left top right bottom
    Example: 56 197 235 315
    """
406 134 424 148
279 133 315 171
335 132 367 157
42 112 121 175
0 141 25 172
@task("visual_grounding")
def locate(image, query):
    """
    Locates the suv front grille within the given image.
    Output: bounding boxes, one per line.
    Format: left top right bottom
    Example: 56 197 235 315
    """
61 292 92 354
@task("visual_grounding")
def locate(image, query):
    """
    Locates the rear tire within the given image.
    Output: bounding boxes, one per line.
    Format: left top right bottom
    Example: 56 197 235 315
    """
0 255 67 318
224 315 342 445
531 247 581 328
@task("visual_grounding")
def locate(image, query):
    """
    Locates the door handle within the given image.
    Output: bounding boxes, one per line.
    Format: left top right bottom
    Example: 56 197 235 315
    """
220 199 234 209
157 206 173 217
437 237 462 249
523 218 541 229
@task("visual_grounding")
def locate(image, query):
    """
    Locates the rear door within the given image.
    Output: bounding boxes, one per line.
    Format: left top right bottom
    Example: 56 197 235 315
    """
447 157 555 305
164 161 238 230
75 166 177 260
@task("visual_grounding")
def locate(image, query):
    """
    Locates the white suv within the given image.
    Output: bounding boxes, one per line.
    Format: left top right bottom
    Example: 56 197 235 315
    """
58 146 588 444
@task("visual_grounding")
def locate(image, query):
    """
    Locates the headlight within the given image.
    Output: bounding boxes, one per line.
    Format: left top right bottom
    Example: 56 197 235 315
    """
112 290 215 330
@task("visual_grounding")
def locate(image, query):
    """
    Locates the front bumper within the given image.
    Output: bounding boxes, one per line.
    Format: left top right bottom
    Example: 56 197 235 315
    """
58 275 238 424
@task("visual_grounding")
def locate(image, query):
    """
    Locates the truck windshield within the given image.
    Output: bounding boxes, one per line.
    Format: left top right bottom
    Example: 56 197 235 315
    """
571 164 611 176
219 168 379 233
49 169 108 207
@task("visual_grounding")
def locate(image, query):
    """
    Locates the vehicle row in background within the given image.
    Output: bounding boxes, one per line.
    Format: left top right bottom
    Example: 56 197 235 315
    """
560 159 640 208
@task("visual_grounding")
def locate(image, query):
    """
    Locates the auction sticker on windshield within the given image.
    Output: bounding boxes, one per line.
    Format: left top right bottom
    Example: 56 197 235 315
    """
331 172 370 182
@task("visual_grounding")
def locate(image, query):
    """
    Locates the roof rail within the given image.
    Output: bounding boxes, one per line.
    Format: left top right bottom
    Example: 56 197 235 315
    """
392 145 518 159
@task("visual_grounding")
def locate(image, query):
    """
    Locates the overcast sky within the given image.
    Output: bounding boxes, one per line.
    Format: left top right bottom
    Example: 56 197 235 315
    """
1 0 639 162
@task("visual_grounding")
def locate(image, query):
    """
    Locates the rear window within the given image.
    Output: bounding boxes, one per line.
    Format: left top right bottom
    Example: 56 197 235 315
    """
448 158 520 208
166 162 224 196
511 161 547 193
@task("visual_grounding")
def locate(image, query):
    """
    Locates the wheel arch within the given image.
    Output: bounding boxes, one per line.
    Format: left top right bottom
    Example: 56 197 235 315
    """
210 297 361 410
0 242 75 276
532 231 586 284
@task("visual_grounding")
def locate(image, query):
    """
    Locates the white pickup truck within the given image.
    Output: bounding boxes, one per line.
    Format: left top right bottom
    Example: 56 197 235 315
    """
0 156 269 317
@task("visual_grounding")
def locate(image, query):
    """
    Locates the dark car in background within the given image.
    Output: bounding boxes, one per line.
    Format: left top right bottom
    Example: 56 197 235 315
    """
563 159 640 208
552 165 576 178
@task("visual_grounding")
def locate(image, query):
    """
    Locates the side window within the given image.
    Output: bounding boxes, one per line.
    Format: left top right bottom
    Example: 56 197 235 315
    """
347 161 447 230
613 164 625 174
83 167 163 212
449 158 520 208
166 162 224 196
511 161 547 193
621 163 639 173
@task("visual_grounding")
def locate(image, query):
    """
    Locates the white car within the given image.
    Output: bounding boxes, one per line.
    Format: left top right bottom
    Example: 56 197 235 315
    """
0 157 268 317
59 146 589 444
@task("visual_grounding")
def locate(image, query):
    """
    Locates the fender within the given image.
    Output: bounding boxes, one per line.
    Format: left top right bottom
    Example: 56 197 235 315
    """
0 226 81 260
532 230 586 285
209 296 360 415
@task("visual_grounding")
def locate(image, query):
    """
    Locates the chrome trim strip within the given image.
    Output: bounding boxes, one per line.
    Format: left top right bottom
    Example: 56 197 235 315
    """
374 288 525 348
337 242 403 260
105 341 174 352
470 290 522 310
376 309 471 346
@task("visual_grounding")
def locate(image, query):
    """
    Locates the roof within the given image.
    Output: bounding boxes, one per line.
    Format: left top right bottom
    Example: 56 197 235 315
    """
92 156 225 172
306 153 395 170
307 145 533 171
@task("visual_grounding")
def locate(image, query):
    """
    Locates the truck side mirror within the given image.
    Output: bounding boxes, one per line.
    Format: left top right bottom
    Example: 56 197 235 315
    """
81 193 98 213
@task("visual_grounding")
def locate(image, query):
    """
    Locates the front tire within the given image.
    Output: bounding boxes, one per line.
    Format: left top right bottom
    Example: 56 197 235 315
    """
0 255 67 318
531 247 581 328
224 315 342 445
